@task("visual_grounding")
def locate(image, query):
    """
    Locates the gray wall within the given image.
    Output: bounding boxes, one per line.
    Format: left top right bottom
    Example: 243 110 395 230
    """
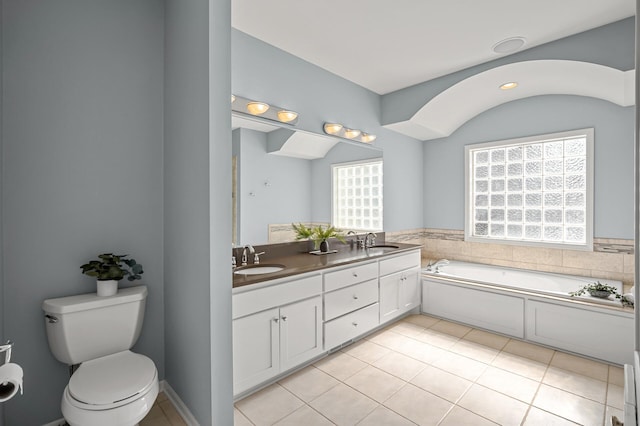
423 96 634 238
419 19 635 239
164 0 233 425
232 30 424 234
2 1 165 424
234 128 312 245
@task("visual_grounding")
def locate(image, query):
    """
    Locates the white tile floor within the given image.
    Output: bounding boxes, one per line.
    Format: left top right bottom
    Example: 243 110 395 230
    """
234 314 625 426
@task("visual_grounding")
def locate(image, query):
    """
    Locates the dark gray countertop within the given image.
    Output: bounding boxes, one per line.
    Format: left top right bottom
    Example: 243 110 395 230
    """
232 242 422 288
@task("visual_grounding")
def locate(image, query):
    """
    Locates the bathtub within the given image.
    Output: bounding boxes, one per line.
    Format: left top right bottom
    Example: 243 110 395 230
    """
422 261 634 365
424 260 624 304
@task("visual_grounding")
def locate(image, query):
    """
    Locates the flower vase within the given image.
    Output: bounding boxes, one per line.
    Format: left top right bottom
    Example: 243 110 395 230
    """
320 240 329 253
97 280 118 297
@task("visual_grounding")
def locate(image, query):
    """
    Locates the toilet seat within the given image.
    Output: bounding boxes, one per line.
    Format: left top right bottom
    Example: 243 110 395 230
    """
68 350 157 410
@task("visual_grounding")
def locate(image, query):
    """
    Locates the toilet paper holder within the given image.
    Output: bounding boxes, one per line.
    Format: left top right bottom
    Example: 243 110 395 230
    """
0 341 13 366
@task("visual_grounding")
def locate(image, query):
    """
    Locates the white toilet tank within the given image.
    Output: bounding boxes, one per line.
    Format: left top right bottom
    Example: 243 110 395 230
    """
42 286 148 365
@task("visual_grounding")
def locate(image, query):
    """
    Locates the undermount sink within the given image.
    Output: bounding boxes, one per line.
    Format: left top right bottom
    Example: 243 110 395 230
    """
234 264 286 275
365 244 400 253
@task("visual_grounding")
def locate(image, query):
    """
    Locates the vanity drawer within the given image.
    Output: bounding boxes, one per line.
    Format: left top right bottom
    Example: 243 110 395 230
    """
324 261 378 292
233 274 322 319
324 279 379 321
324 303 379 350
379 250 421 277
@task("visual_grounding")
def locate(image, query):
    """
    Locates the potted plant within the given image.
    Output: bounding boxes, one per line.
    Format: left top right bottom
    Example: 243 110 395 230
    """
292 223 346 252
311 225 346 252
569 281 630 304
81 253 144 296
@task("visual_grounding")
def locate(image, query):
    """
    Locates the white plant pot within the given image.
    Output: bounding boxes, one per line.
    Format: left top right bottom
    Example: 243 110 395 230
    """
97 280 118 297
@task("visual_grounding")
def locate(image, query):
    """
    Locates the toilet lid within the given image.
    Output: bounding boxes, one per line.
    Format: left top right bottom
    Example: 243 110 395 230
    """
69 351 157 406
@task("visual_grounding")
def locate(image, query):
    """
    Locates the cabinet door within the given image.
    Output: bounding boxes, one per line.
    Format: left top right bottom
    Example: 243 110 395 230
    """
400 268 421 311
280 296 323 372
379 273 401 323
233 308 280 395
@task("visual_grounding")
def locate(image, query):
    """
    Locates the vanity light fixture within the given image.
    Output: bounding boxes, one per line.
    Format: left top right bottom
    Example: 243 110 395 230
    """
246 101 270 115
231 95 299 125
322 122 376 144
499 81 518 90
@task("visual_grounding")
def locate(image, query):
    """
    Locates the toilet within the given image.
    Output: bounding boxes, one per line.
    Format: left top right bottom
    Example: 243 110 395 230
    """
42 286 158 426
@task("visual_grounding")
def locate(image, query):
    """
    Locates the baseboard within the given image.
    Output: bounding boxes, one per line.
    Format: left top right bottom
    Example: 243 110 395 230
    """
161 380 200 426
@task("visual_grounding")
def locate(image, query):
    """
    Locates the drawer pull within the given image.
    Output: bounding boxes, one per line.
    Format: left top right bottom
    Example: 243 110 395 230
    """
353 295 359 300
352 322 358 327
352 272 358 277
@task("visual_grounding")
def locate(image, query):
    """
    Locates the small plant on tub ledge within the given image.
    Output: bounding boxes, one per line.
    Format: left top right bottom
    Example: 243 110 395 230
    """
81 253 144 297
569 281 633 307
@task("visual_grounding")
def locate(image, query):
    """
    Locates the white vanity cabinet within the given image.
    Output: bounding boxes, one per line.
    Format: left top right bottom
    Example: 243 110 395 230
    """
323 261 380 350
232 246 423 397
379 250 421 323
232 274 323 396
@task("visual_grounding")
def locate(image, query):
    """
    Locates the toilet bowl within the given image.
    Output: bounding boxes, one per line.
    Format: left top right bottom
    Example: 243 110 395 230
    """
61 351 159 426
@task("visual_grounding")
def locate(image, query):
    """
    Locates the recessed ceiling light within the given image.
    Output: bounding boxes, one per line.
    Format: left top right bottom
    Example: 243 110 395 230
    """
500 82 518 90
492 37 526 54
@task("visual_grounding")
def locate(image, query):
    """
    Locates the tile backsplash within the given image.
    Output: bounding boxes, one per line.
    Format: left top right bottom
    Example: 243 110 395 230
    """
386 228 634 292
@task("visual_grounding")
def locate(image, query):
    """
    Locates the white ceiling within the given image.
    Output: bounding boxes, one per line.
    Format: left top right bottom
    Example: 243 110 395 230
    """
232 0 635 95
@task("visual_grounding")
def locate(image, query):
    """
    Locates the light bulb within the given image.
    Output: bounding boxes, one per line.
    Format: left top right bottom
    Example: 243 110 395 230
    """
324 123 343 135
246 101 269 115
361 133 376 143
344 128 361 139
277 110 298 123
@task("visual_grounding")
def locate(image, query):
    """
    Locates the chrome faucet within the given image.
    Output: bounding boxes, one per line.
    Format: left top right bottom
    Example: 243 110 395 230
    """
427 259 449 273
254 251 265 264
365 232 377 248
241 245 255 266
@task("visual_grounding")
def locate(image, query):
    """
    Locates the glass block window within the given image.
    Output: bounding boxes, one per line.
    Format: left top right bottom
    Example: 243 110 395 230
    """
465 129 593 249
332 159 383 231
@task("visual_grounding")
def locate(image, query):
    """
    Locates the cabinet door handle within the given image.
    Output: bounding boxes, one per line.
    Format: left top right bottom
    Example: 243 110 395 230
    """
273 318 279 323
353 295 359 300
281 316 288 321
352 272 358 277
352 322 358 327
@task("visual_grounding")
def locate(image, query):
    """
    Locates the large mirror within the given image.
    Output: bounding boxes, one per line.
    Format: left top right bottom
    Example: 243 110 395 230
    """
232 113 383 245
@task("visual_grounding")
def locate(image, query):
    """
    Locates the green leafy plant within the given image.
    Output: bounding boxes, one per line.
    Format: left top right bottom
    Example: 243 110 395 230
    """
312 225 346 243
291 223 346 250
569 281 632 306
292 223 315 240
81 253 144 281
